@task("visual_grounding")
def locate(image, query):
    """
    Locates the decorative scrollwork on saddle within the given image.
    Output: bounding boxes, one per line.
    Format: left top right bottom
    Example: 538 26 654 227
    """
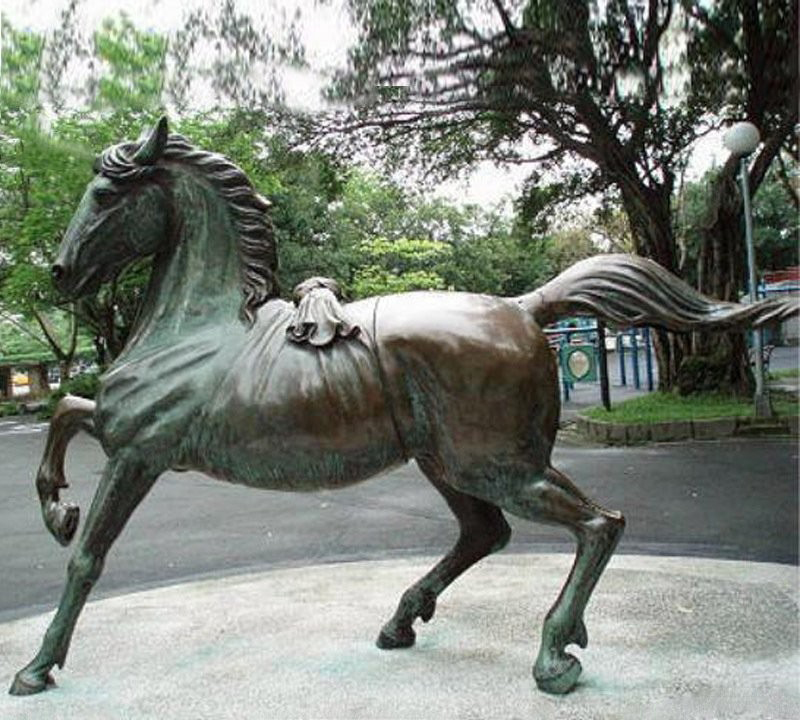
286 277 361 347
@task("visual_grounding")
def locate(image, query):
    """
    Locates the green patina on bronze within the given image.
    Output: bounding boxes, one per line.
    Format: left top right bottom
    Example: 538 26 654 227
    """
11 117 796 698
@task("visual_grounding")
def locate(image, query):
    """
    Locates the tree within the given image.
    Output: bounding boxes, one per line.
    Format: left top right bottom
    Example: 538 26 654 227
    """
324 0 797 391
90 14 168 113
329 1 700 261
0 312 92 397
0 18 169 368
0 24 84 378
686 0 797 303
350 236 450 296
676 0 798 394
164 0 305 112
679 164 799 284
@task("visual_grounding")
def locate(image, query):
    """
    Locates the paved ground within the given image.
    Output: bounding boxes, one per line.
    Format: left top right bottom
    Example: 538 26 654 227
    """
1 555 796 719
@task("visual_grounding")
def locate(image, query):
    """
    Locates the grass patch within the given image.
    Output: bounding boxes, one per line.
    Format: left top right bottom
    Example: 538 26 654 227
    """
769 367 799 380
584 390 799 424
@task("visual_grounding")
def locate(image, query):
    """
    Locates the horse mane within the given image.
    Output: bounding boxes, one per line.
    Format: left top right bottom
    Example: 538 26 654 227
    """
96 134 279 325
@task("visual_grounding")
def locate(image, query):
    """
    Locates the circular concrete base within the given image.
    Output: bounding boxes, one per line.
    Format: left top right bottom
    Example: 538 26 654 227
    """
1 555 797 719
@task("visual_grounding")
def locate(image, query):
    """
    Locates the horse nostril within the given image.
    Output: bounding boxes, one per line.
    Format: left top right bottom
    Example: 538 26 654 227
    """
51 264 65 283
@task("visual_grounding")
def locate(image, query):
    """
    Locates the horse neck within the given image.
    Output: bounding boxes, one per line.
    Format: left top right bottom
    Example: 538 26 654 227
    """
126 174 243 351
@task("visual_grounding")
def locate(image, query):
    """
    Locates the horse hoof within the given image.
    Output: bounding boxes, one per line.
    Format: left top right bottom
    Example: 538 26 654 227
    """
9 669 55 696
56 503 80 547
376 624 416 650
534 654 582 695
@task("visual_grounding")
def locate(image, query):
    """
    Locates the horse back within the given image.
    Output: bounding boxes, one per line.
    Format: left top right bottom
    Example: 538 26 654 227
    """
369 291 559 471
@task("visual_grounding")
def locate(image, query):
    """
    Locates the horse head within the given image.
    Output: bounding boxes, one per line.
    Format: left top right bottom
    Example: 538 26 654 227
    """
52 117 172 300
53 116 278 325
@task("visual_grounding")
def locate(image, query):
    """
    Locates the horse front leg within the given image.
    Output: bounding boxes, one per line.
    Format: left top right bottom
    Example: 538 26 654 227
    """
36 395 96 547
10 454 158 695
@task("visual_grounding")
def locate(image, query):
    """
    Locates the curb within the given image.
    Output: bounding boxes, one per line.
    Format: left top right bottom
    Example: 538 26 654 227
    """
575 413 799 445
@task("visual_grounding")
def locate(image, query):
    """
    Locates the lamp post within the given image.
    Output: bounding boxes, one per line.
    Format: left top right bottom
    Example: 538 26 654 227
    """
722 121 771 418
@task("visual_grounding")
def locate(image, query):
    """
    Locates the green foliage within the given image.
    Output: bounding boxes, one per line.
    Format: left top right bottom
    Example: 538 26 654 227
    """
91 14 167 113
769 368 800 381
1 315 63 364
538 226 603 278
0 23 43 117
0 18 168 367
351 236 450 297
677 165 799 285
751 167 799 271
0 401 23 417
0 312 93 366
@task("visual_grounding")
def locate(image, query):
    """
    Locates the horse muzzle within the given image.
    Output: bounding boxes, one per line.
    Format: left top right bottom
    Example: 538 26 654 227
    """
51 263 67 289
51 262 102 300
50 262 81 298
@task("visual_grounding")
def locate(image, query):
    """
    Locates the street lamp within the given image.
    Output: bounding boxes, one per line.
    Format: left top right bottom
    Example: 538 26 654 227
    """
722 121 771 418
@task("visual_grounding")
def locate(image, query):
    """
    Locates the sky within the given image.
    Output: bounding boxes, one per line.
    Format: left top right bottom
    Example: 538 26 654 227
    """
1 0 728 213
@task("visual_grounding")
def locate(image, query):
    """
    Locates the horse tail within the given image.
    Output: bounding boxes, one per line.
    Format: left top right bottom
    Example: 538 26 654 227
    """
515 253 798 331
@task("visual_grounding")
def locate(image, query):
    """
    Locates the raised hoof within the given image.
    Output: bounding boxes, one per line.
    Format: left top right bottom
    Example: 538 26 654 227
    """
54 503 80 547
534 654 582 695
9 669 55 696
376 624 416 650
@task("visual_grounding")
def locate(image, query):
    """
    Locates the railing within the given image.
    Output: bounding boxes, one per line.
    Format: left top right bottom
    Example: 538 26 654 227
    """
615 327 655 392
544 323 657 407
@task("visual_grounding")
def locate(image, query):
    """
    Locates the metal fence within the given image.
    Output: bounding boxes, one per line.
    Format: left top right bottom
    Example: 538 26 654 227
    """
544 322 656 406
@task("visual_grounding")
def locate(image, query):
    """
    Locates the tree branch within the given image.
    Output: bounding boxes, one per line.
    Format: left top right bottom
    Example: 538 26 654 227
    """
490 0 516 40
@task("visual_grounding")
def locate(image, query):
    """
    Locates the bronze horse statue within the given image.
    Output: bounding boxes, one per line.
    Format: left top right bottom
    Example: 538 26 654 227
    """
10 117 793 697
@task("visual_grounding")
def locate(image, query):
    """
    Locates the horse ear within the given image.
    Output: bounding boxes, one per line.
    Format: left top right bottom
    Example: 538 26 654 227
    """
132 116 169 165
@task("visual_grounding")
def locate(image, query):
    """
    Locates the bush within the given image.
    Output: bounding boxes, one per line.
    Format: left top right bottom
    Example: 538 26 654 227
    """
0 401 23 417
39 371 101 419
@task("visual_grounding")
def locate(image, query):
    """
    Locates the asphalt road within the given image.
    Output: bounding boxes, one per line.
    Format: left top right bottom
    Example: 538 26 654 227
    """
1 416 796 623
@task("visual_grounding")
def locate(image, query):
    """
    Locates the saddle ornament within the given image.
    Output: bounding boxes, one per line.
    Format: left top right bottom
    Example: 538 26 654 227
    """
286 276 361 347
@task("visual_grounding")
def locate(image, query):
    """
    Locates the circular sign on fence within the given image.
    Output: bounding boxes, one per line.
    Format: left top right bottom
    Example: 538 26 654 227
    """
561 345 598 383
567 348 591 379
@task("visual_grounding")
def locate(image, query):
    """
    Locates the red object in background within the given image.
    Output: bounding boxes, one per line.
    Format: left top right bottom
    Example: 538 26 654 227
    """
763 267 800 284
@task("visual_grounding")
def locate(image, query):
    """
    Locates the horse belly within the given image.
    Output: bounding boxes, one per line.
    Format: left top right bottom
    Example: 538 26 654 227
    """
190 331 405 491
190 440 404 492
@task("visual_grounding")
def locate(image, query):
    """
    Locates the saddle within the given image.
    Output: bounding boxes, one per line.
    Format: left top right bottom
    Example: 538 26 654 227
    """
286 277 361 348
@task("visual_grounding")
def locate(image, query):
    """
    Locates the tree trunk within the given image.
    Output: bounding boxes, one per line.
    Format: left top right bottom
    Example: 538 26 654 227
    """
28 362 51 398
58 360 73 386
689 160 754 396
619 181 689 391
0 366 12 400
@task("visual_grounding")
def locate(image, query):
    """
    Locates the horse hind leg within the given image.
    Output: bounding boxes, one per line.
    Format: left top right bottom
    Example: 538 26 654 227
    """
486 464 625 695
36 395 96 546
377 455 511 650
10 456 157 695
